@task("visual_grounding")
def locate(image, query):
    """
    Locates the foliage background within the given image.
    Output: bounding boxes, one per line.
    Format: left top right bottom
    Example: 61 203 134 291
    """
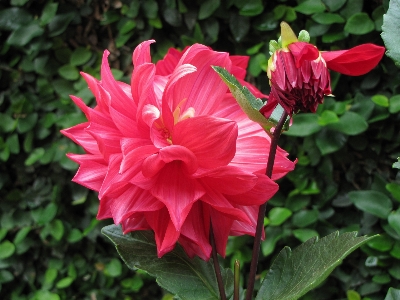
0 0 399 299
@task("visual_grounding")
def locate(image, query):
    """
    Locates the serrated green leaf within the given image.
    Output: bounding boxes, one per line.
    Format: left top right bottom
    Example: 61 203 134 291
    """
382 0 400 66
102 225 234 300
256 232 376 300
213 66 288 135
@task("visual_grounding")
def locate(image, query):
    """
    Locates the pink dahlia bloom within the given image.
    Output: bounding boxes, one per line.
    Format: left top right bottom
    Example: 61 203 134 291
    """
62 40 295 260
261 22 385 117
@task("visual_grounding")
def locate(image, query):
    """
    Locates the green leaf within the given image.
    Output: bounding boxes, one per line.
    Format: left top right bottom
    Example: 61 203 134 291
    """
294 0 325 15
315 129 347 155
7 21 44 47
0 7 32 31
293 229 319 242
347 290 361 300
318 110 339 126
104 258 122 277
25 148 45 166
199 0 220 20
17 113 38 134
386 183 400 201
371 95 389 107
344 13 375 35
367 234 393 252
49 219 64 241
58 65 80 80
328 111 368 135
40 2 59 26
322 0 346 12
240 0 264 16
389 210 400 236
255 232 376 300
292 209 318 227
285 113 321 137
389 95 400 113
102 225 234 300
348 190 392 219
382 0 400 66
70 48 92 66
268 208 292 226
213 66 288 135
312 13 345 25
229 14 250 42
385 287 400 300
11 0 29 5
48 13 75 37
56 277 74 289
0 240 15 259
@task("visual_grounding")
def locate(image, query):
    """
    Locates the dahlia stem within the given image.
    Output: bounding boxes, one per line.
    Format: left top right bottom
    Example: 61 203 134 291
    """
234 259 240 300
210 224 227 300
245 112 288 300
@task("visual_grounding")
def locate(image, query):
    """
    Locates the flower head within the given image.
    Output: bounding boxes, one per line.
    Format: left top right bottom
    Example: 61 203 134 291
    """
62 41 295 260
261 22 385 117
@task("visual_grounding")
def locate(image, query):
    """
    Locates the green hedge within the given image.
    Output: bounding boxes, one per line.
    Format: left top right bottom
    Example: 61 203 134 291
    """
0 0 399 299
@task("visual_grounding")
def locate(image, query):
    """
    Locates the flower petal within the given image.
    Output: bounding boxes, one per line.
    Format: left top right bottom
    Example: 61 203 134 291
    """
173 115 238 169
150 161 205 230
321 43 385 76
288 42 319 68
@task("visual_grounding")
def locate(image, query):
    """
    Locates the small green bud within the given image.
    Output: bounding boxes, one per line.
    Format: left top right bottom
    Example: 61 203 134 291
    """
298 30 310 43
269 40 280 55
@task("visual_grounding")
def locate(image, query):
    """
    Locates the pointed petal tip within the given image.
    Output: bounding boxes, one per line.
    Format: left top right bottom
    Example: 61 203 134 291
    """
280 22 298 48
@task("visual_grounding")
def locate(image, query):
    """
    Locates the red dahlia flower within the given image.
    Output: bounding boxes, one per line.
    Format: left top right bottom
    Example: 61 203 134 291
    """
261 22 385 117
62 41 295 260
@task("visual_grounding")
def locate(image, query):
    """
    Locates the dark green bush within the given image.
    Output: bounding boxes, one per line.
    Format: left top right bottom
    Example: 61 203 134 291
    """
0 0 399 299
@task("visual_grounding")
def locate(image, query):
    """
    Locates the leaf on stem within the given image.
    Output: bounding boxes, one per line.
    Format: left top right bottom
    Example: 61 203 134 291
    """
382 0 400 66
102 225 234 300
212 66 289 136
255 231 377 300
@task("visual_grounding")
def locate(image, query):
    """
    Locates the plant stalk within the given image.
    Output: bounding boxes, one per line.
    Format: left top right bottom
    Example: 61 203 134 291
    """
245 112 288 300
210 224 227 300
234 259 240 300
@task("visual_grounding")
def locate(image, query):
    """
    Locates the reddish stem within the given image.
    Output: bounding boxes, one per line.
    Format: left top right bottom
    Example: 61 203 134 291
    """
245 112 288 300
210 224 227 300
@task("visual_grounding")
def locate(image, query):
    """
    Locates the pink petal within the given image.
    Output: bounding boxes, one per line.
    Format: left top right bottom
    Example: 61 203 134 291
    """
101 50 136 120
150 161 205 230
109 185 163 224
230 136 269 173
173 115 238 169
210 209 234 257
155 47 183 76
142 145 198 177
288 42 319 68
226 174 278 205
145 208 180 258
179 201 212 260
200 189 251 224
230 205 263 239
132 40 155 67
171 45 232 116
80 72 101 102
195 165 257 195
121 214 151 233
321 43 385 76
120 144 159 174
61 123 100 155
